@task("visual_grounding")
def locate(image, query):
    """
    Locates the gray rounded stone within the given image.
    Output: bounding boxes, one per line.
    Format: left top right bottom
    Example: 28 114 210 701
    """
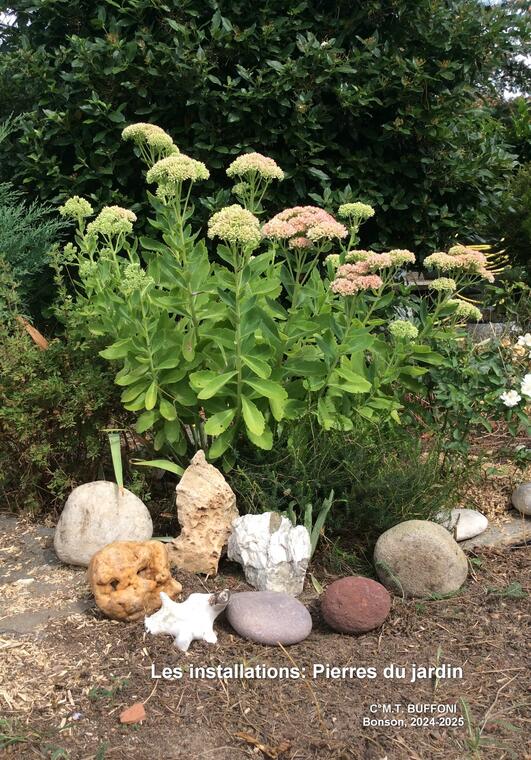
54 481 153 567
512 483 531 516
226 591 312 645
436 508 488 541
374 520 468 598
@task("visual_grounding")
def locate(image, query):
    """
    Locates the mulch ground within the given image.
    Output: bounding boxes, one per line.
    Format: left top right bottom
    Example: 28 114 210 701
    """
0 515 529 760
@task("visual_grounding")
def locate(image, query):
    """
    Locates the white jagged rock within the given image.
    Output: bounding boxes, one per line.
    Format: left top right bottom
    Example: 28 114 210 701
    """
227 512 311 596
436 508 489 541
145 590 230 652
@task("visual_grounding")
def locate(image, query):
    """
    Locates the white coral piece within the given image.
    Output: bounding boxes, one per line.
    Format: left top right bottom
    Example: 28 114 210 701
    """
145 590 230 652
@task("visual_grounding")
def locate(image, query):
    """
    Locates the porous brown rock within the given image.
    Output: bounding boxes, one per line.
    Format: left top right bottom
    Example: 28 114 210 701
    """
166 450 238 575
88 540 182 621
321 576 391 633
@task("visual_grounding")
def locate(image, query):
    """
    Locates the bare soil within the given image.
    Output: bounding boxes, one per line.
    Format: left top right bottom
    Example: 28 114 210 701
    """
0 513 529 760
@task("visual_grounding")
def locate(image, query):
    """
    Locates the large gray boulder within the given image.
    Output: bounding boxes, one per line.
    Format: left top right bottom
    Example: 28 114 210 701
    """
54 481 153 567
511 483 531 516
227 512 311 596
374 520 468 598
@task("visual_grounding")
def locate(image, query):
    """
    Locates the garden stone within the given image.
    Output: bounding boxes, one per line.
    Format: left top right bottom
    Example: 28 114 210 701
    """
54 481 153 567
511 483 531 516
227 512 311 596
226 591 312 645
88 540 182 622
374 520 468 598
166 450 238 575
321 576 391 633
436 508 489 541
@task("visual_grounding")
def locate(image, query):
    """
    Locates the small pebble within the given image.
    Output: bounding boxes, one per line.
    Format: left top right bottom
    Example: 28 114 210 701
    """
119 702 146 724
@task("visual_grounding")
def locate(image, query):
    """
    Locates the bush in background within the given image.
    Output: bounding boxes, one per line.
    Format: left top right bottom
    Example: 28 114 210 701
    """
0 264 126 513
0 0 525 254
0 182 66 318
489 162 531 273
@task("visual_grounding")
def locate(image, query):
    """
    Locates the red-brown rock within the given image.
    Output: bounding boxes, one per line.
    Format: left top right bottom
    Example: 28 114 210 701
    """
321 576 391 634
119 702 146 724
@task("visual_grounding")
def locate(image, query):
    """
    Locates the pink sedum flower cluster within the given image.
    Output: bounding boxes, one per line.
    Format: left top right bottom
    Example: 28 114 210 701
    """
424 246 494 282
331 263 383 296
262 206 347 248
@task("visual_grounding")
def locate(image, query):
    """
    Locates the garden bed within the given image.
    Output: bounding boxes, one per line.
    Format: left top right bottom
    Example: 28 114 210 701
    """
1 492 529 760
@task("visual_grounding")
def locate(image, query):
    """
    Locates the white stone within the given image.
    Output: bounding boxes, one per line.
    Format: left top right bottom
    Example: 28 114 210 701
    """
13 578 35 588
227 512 311 596
512 483 531 516
54 481 153 567
145 589 230 652
436 508 489 541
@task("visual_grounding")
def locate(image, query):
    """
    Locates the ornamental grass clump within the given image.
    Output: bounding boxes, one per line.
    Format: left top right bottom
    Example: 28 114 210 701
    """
55 123 499 467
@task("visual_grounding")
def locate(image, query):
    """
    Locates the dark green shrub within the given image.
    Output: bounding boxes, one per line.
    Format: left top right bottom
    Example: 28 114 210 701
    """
229 419 464 546
0 182 66 317
0 268 126 513
490 163 531 271
0 0 524 254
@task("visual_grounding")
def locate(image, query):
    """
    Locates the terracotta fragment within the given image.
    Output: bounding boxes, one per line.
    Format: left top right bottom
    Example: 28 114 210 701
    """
88 540 182 621
119 702 146 724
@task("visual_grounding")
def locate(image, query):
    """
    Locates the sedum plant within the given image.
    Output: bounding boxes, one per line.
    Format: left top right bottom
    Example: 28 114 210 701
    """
54 124 495 467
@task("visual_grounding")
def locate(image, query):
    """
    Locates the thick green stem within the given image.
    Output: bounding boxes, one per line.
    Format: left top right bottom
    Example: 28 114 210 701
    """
234 253 244 418
140 293 156 381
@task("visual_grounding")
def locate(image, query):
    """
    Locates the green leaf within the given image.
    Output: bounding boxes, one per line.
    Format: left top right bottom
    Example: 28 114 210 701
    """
130 459 184 476
160 397 177 420
310 573 324 595
411 351 445 366
317 396 337 430
208 426 236 459
164 419 182 443
244 377 287 402
399 366 429 377
241 396 265 436
99 338 131 360
331 367 372 394
197 371 237 400
140 236 170 253
245 424 273 450
136 409 158 433
204 408 236 436
115 366 148 386
155 353 181 371
107 432 123 489
145 381 158 410
120 381 148 403
367 397 401 410
269 395 286 422
241 354 272 379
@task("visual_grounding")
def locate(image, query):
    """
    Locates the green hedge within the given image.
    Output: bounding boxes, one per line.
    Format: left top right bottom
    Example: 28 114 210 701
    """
0 0 524 253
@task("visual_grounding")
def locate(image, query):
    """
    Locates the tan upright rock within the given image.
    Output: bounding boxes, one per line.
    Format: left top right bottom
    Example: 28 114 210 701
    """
166 450 238 575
